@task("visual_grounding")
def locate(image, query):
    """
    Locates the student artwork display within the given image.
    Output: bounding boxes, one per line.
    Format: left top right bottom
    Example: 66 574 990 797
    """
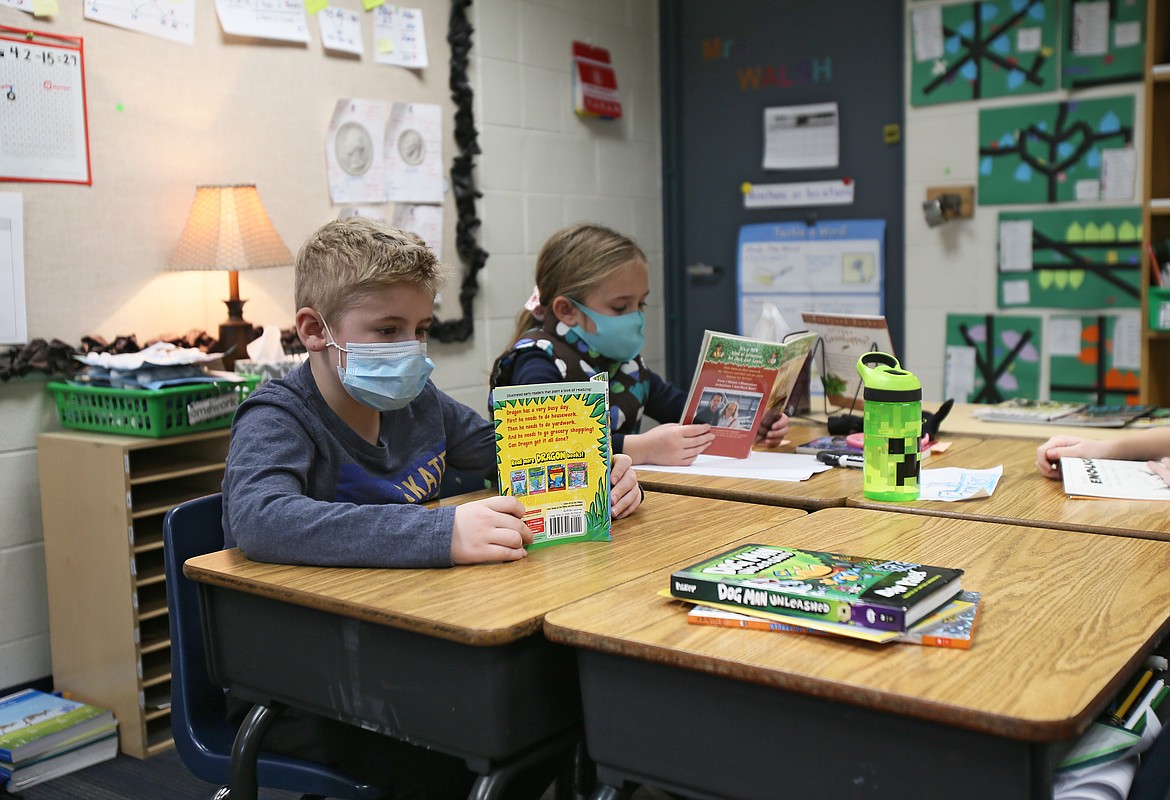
997 207 1142 309
1047 312 1141 404
372 5 428 69
1061 0 1146 88
0 27 91 185
909 0 1057 106
736 220 885 338
943 313 1042 402
84 0 195 44
214 0 309 43
978 96 1135 204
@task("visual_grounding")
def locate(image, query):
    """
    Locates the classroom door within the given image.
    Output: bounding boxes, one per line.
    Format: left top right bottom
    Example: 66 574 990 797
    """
661 0 905 384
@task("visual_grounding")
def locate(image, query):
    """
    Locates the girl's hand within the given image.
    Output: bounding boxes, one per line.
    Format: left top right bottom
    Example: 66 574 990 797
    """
756 412 791 447
1034 435 1103 479
624 423 714 466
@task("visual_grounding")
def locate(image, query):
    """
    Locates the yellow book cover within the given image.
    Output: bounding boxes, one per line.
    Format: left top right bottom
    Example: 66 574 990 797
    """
492 380 611 550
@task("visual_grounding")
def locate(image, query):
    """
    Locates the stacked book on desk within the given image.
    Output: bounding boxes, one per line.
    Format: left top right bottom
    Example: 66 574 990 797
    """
668 544 978 647
0 689 118 793
971 398 1156 428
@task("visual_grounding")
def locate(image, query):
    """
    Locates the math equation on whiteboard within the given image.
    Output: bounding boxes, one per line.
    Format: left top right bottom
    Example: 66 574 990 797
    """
0 47 79 68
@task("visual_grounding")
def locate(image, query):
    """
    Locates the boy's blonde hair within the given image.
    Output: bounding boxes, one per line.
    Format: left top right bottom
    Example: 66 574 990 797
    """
294 218 446 322
509 223 646 341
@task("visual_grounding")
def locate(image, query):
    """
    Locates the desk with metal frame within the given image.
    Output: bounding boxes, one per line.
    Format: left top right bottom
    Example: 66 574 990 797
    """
846 435 1170 541
184 493 806 800
544 507 1170 800
636 422 985 511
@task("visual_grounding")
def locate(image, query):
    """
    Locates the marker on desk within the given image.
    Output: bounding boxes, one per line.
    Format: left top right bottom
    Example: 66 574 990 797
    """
817 451 864 469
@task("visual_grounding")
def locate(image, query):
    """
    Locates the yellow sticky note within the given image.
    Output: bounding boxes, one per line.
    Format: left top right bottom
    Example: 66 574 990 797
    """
305 0 328 13
32 0 58 16
363 0 385 10
377 37 394 54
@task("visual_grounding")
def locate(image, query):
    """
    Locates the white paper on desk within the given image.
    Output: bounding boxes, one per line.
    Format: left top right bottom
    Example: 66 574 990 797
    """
643 451 831 483
319 6 363 55
918 466 1003 502
327 99 386 205
385 102 443 204
373 5 428 69
85 0 195 44
214 0 310 43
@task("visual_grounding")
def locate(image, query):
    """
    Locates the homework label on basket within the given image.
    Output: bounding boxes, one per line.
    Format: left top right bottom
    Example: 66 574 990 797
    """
187 394 239 425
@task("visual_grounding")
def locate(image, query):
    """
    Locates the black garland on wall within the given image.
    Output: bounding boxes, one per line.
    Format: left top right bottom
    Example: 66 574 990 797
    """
430 0 488 344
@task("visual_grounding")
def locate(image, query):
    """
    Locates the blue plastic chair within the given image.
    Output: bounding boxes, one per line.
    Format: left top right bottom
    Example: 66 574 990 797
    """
163 494 384 800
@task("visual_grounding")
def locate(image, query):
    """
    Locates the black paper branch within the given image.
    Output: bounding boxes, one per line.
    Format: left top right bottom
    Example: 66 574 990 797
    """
430 0 487 343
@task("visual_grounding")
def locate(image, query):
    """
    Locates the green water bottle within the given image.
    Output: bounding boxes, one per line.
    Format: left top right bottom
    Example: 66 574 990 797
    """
856 353 921 501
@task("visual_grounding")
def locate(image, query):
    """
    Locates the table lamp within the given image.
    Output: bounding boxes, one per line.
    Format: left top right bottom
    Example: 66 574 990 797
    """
167 184 293 368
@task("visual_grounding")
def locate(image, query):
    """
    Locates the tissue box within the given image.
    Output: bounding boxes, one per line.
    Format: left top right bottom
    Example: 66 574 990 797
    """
234 356 306 384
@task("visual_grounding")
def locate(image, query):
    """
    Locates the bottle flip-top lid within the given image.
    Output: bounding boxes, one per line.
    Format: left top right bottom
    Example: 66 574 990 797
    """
856 352 921 401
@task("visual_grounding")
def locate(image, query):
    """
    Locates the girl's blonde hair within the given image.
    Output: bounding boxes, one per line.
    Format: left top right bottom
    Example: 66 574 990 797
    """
509 223 646 342
294 217 446 323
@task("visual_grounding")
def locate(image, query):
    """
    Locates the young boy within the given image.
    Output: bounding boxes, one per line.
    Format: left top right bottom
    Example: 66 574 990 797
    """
221 218 642 797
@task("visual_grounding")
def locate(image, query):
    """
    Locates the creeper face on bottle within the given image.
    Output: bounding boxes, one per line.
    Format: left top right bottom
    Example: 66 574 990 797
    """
863 402 921 495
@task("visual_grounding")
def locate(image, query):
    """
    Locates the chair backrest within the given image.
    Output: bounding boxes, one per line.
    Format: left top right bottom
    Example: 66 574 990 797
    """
163 493 235 784
163 494 385 799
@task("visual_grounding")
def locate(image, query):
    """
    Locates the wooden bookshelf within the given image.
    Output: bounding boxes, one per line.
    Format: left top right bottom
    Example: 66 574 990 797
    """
37 429 230 759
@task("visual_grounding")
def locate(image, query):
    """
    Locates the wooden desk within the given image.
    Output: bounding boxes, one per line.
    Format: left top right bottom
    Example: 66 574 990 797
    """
544 507 1170 800
184 493 805 800
916 403 1154 441
846 436 1170 540
637 423 985 510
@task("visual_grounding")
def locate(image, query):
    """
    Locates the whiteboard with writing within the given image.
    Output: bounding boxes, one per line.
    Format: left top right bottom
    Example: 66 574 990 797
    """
0 28 91 184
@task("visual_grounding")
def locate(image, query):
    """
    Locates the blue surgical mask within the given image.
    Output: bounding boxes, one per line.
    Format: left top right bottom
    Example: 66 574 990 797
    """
322 319 435 412
569 300 645 362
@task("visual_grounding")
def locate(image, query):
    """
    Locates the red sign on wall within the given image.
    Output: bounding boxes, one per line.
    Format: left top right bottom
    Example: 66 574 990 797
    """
573 41 622 120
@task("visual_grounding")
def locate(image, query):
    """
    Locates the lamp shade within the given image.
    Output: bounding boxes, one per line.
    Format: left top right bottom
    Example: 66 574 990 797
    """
167 184 292 271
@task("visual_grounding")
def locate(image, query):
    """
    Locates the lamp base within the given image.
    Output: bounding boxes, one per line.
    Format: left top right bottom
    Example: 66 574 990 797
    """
218 318 254 370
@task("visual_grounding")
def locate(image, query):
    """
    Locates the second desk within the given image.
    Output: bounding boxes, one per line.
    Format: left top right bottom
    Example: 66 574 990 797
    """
184 493 805 799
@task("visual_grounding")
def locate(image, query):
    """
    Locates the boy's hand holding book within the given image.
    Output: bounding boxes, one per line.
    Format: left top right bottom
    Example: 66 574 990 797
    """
609 454 642 518
451 496 532 564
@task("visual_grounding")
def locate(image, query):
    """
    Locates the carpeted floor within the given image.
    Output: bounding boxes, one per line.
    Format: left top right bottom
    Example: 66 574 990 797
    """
6 748 673 799
7 747 300 799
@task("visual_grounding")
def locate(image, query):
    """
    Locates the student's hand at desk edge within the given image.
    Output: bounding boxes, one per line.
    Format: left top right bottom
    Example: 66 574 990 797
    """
451 496 532 564
610 454 641 519
622 423 714 466
1035 435 1112 479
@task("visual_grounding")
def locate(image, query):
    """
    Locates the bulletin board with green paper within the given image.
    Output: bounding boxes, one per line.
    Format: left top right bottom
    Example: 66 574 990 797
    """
997 206 1142 309
909 0 1058 107
1047 312 1142 404
978 95 1135 204
944 313 1043 402
1061 0 1146 89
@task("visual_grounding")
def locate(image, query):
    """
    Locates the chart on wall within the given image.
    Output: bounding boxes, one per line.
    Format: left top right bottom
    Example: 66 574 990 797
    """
1061 0 1146 89
978 96 1135 204
944 313 1042 402
736 220 885 338
908 0 1058 107
997 206 1142 309
1048 312 1141 404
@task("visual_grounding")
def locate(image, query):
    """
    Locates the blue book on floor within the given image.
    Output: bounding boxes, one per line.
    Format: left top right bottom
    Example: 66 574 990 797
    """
0 689 114 764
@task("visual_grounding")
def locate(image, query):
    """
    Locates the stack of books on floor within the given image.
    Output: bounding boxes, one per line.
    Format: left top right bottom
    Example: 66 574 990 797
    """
667 544 981 648
0 689 118 793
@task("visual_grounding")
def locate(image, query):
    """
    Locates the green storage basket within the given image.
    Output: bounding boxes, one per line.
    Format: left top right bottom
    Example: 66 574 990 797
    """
47 377 261 438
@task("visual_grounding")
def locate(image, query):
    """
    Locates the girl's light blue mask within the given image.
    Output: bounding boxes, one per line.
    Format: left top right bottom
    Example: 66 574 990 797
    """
570 300 645 362
322 319 435 412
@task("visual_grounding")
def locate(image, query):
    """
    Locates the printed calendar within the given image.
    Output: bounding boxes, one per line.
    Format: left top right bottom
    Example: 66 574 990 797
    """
0 27 91 185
